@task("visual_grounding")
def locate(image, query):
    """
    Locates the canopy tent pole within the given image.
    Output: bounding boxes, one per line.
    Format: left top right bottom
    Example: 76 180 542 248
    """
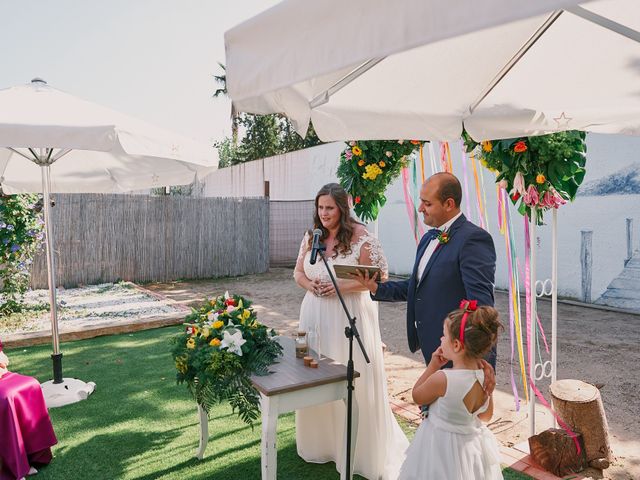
309 57 386 109
551 208 558 427
529 209 537 435
566 6 640 43
469 10 563 114
40 155 63 384
4 145 97 406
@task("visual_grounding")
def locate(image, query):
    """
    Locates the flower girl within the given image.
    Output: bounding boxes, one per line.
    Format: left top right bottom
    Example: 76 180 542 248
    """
399 301 504 480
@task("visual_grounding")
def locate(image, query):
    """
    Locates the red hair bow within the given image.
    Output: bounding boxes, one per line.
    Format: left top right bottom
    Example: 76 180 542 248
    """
458 299 478 344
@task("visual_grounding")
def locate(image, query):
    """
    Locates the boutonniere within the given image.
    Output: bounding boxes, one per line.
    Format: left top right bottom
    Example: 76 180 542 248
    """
437 231 450 245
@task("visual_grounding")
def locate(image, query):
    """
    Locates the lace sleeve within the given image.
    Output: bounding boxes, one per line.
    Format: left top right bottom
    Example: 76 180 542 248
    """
359 235 389 281
296 231 311 267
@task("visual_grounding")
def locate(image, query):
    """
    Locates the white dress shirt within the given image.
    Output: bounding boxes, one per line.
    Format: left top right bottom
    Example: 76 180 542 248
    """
416 212 463 281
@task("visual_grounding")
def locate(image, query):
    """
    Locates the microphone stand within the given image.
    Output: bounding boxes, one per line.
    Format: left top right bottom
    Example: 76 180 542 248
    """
316 246 370 479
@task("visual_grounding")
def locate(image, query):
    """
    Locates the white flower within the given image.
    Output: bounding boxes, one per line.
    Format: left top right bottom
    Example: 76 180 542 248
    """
220 330 246 356
398 140 404 144
385 151 393 157
224 291 231 300
207 311 219 322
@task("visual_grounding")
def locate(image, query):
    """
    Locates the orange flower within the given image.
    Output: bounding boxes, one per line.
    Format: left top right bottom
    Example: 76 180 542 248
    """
481 141 493 152
410 140 421 145
536 174 546 184
358 159 365 167
378 161 386 167
209 338 221 347
354 196 361 204
352 146 362 156
514 141 527 153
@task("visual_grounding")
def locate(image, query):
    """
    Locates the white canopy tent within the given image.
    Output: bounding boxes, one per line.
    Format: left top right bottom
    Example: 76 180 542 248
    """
225 0 640 440
0 79 218 407
225 0 640 142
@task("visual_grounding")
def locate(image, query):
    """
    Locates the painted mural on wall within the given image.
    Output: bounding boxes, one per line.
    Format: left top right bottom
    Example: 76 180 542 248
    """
576 156 640 311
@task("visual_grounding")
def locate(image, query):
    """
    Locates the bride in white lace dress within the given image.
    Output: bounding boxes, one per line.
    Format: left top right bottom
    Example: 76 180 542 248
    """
294 183 409 480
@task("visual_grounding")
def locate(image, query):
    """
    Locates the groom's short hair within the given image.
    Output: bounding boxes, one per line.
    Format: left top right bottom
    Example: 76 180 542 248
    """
433 173 462 208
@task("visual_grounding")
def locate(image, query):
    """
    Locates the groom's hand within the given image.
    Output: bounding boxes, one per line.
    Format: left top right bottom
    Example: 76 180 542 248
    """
350 269 379 294
477 359 496 397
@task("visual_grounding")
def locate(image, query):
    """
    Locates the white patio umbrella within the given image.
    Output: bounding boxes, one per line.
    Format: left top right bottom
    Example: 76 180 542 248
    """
225 0 640 141
0 78 218 407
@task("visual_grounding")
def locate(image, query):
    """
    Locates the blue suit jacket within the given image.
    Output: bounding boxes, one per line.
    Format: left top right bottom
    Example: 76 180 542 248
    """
373 214 496 366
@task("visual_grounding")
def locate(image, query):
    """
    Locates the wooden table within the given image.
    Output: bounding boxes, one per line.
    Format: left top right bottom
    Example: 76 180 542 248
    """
196 337 360 480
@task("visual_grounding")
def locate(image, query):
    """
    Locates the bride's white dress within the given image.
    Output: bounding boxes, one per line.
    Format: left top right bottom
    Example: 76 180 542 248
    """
296 233 409 480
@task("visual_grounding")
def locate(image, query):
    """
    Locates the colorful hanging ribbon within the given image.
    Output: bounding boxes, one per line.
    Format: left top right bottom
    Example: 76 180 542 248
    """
401 167 420 244
460 145 472 222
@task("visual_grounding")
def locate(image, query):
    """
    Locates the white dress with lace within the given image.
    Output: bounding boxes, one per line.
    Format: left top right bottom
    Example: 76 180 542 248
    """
295 232 409 480
399 369 503 480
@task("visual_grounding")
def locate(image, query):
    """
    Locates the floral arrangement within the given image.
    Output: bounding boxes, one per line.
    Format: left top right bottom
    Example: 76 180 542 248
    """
463 131 587 224
437 231 450 245
337 140 421 222
170 292 283 426
0 193 45 314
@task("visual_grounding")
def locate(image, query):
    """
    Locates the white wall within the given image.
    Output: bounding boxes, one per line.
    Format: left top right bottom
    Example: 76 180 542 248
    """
201 135 640 303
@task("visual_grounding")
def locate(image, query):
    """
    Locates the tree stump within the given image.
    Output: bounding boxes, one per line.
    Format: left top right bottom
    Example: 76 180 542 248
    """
529 428 586 476
549 379 613 469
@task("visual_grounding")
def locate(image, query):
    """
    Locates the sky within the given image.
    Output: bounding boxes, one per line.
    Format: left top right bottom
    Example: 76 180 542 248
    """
0 0 281 146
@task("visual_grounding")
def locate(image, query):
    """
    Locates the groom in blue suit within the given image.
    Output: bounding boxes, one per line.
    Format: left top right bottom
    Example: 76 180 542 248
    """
364 172 497 368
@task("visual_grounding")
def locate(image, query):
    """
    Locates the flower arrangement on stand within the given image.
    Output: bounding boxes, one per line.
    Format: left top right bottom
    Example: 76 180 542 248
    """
170 292 283 426
337 140 421 222
463 131 587 224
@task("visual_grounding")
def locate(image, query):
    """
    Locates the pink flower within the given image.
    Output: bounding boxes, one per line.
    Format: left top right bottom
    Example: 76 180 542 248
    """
549 187 567 208
345 150 353 160
523 185 539 207
541 190 555 208
349 141 356 146
498 179 508 190
511 172 526 196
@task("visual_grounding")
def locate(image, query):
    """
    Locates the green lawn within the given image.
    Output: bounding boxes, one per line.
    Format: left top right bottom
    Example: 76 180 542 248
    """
7 327 531 479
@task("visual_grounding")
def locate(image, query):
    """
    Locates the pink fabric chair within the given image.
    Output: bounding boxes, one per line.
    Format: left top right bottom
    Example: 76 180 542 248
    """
0 340 57 480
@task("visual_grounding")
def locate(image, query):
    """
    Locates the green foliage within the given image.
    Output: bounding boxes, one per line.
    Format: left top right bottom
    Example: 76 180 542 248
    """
0 194 45 314
337 140 420 222
215 114 324 167
463 131 587 224
211 62 323 167
170 292 283 427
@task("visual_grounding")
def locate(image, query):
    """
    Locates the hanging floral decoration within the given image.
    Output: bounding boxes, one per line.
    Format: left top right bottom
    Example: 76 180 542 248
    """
463 130 587 224
337 140 421 222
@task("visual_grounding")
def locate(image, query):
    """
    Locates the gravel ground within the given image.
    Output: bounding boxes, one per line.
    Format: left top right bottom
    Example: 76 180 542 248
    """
1 282 185 335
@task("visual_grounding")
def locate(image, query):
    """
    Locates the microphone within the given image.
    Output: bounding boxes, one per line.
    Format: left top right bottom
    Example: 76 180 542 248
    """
309 228 323 265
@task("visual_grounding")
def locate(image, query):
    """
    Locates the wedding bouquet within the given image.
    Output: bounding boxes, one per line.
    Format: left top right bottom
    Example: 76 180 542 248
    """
170 292 282 426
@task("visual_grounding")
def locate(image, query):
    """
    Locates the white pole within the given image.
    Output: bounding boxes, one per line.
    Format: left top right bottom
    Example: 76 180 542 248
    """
551 208 558 428
41 162 62 383
529 208 537 436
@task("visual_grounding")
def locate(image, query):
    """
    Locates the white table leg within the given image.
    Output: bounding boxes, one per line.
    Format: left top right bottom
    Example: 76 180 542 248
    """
261 394 280 480
341 395 359 480
195 404 209 459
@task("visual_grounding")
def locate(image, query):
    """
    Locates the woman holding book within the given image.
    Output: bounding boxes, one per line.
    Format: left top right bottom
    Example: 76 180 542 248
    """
294 183 408 480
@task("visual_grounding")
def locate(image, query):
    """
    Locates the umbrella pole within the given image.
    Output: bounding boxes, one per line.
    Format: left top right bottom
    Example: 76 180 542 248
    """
41 164 63 384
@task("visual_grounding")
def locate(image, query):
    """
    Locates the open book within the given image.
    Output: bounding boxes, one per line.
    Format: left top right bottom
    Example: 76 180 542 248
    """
333 264 381 280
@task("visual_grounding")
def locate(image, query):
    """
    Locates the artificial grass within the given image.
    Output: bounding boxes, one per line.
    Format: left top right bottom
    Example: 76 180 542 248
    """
7 327 531 479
